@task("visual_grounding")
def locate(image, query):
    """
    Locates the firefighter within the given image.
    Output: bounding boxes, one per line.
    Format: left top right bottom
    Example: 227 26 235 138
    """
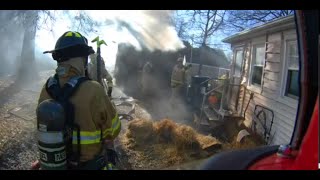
35 31 121 170
88 53 114 97
170 57 190 105
141 61 154 97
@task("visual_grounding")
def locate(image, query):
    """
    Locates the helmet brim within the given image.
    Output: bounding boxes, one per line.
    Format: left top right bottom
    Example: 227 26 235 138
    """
43 45 93 54
43 50 55 54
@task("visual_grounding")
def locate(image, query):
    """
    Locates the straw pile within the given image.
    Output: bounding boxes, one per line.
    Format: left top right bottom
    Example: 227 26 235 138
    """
223 133 265 150
119 118 221 169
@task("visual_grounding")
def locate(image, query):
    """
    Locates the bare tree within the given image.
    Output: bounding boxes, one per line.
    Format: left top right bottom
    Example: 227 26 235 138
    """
170 10 293 46
0 10 100 84
18 11 39 82
191 10 226 47
225 10 294 32
171 10 194 41
65 10 100 35
9 10 57 84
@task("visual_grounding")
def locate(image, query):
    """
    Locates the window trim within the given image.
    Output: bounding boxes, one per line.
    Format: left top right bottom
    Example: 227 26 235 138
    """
233 47 244 78
282 39 299 99
285 69 299 99
248 43 266 92
277 33 299 107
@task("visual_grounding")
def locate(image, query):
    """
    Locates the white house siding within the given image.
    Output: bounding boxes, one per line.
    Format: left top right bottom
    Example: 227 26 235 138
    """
231 30 299 145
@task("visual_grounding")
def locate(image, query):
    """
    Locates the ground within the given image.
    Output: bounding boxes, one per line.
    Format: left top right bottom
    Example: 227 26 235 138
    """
0 71 51 170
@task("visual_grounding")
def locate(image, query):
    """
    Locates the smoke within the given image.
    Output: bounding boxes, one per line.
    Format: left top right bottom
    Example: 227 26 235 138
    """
0 12 23 77
0 10 190 124
102 10 185 51
1 10 184 94
0 10 56 80
86 10 185 73
89 11 189 122
33 10 185 75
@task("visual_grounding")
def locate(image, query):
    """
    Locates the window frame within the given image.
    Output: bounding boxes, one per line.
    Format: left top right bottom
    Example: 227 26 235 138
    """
278 32 299 106
233 47 244 78
248 43 266 93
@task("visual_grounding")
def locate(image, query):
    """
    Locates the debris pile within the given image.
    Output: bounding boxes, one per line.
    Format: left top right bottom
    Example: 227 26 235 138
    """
118 118 221 169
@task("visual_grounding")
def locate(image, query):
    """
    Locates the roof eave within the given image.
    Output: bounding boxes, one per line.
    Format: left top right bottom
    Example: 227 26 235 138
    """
222 15 295 44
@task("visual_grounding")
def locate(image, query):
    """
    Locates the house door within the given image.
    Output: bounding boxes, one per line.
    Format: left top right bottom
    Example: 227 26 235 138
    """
228 48 244 114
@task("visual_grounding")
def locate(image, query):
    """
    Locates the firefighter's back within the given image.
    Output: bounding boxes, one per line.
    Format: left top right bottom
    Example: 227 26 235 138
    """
36 31 120 170
38 73 115 163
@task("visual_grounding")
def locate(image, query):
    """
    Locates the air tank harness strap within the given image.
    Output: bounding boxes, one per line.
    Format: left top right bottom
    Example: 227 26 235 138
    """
45 74 89 167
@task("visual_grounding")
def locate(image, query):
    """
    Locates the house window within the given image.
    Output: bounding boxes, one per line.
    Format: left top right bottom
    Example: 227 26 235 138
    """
234 50 243 77
251 44 265 86
284 40 299 99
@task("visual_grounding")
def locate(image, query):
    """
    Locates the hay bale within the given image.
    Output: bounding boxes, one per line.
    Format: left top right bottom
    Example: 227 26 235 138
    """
118 118 226 169
154 119 178 143
196 135 220 149
174 125 200 151
126 118 155 144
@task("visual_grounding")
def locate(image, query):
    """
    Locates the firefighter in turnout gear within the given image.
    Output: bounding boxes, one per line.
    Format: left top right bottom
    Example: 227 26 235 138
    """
35 31 121 170
170 57 191 106
141 61 155 96
88 53 114 97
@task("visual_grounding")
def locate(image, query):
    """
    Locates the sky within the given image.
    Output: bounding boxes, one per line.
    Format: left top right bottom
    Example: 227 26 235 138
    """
174 10 233 57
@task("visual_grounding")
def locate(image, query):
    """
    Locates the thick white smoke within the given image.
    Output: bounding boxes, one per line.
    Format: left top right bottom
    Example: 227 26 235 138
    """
94 10 185 51
36 10 185 73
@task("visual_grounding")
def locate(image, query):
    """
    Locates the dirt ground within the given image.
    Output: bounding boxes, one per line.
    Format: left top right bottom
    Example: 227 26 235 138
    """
0 71 52 170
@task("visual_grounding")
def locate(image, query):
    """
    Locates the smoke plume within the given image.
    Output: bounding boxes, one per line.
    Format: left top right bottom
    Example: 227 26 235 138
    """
102 10 185 51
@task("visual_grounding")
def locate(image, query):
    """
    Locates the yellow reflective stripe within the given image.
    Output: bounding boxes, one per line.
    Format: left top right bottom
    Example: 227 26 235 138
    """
107 163 113 170
74 32 82 37
103 113 120 138
65 32 73 37
72 130 100 137
112 123 121 138
72 130 101 145
103 129 112 139
112 114 120 126
72 138 101 145
112 118 121 133
103 128 112 134
112 113 119 125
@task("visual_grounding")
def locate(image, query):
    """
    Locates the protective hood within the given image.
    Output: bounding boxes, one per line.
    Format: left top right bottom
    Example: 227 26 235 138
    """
56 57 86 77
